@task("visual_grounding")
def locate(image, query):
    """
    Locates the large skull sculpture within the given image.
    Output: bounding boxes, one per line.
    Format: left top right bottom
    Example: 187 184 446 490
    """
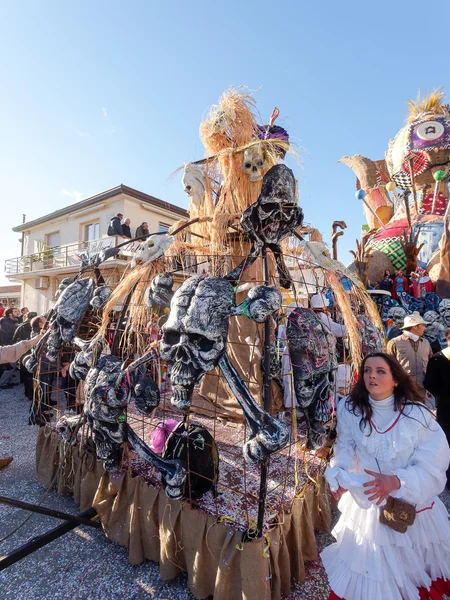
182 163 205 208
387 306 407 328
160 276 235 411
439 298 450 327
287 307 338 449
243 144 267 181
226 164 304 288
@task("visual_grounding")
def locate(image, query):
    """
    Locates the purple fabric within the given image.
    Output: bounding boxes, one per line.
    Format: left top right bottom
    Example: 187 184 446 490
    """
255 124 289 158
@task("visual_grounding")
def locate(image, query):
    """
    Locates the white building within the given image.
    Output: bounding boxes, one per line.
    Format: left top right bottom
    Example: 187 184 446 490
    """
4 184 188 313
0 285 21 307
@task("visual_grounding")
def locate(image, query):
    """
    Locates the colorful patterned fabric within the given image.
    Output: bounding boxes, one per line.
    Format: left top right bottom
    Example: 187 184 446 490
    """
370 238 407 270
419 193 448 217
412 220 445 268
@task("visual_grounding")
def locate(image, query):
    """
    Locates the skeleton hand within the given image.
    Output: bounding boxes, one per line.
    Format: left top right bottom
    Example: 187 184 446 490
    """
363 470 400 505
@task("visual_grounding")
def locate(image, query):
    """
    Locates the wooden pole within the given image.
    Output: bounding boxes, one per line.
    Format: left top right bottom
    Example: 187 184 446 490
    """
408 158 419 214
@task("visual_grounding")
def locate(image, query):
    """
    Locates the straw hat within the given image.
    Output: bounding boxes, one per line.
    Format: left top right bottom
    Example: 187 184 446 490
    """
400 312 427 329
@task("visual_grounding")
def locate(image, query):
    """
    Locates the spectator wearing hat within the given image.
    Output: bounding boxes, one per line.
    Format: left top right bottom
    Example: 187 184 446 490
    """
387 311 432 399
310 293 347 338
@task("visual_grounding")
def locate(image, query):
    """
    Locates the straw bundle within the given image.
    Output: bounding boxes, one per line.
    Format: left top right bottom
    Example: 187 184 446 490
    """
325 270 363 369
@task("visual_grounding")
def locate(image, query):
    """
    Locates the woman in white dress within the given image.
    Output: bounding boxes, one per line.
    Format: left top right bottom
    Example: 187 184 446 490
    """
321 352 450 600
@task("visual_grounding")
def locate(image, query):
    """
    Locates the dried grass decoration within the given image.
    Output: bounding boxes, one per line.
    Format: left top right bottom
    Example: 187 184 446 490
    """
99 259 168 355
197 88 292 253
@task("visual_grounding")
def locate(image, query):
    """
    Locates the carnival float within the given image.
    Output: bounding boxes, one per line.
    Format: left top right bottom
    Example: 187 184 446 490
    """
21 88 450 600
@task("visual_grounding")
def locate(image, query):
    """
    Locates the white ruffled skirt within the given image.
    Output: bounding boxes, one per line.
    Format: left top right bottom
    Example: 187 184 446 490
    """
321 493 450 600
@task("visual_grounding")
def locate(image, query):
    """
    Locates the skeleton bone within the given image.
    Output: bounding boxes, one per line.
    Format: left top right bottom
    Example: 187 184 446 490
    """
127 425 187 500
232 285 282 323
218 353 289 463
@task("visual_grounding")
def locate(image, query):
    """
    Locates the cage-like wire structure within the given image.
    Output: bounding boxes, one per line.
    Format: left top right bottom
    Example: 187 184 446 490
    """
29 242 381 537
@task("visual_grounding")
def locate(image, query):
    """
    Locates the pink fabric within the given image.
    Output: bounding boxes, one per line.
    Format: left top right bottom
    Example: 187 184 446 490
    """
149 419 179 454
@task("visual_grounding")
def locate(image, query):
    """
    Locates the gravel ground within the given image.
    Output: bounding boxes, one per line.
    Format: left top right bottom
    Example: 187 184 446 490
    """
0 384 449 600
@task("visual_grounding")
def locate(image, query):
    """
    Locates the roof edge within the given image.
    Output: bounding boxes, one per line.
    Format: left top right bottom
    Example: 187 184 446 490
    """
13 184 188 232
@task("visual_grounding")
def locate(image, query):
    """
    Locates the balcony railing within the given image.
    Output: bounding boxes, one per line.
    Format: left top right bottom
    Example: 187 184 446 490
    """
4 237 124 276
4 237 202 278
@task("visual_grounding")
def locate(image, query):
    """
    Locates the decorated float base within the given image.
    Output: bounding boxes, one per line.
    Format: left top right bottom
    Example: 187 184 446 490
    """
36 426 332 600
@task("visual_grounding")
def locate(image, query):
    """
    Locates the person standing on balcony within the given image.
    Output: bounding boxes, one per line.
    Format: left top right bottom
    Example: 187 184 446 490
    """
107 212 124 237
135 222 149 239
122 218 132 238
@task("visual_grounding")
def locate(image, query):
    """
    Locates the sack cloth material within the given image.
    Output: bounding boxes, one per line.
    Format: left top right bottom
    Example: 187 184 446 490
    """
36 428 331 600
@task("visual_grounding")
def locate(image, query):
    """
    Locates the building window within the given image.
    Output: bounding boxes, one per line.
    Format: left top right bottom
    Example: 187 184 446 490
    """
159 222 170 232
84 222 100 241
45 231 60 248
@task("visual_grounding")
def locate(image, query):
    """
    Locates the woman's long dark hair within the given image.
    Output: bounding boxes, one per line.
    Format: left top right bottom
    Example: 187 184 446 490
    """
347 352 424 431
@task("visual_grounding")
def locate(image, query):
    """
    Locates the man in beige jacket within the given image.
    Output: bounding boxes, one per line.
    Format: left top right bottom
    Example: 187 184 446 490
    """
0 334 42 469
386 312 432 399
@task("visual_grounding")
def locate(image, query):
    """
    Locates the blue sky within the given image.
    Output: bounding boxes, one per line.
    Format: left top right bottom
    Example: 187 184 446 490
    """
1 0 449 285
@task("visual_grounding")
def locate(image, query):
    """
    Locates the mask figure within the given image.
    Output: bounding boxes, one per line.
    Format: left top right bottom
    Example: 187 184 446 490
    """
79 349 187 498
145 273 174 314
182 163 206 208
226 164 304 289
387 306 407 329
243 144 267 181
160 276 235 411
90 286 112 309
357 314 385 356
287 307 338 449
439 298 450 328
38 277 96 365
423 310 446 347
131 234 174 268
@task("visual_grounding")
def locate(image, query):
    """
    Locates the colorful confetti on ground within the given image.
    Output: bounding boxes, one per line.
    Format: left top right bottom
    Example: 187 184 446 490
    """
1 386 449 599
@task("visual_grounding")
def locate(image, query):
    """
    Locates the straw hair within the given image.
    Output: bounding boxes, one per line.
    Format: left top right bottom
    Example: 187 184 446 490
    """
325 269 363 368
99 260 167 354
406 88 446 121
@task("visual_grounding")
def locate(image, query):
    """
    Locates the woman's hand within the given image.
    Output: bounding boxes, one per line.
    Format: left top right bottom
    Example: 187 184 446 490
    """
363 470 400 505
331 486 347 501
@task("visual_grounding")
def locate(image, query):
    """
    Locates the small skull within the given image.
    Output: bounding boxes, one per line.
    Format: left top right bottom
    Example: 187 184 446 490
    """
182 163 205 208
160 276 235 411
243 144 267 181
131 235 174 268
387 306 407 328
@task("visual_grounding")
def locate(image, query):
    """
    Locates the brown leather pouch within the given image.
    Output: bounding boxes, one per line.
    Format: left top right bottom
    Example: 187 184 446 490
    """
380 496 416 533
